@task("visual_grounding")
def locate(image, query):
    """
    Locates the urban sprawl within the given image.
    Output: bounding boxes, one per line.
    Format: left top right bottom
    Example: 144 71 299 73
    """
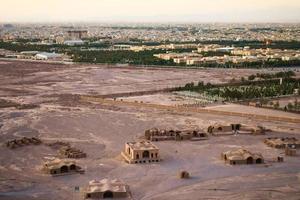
1 23 300 67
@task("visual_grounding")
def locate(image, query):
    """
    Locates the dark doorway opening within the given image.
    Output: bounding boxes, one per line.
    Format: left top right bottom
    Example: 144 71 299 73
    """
60 165 68 173
103 191 113 198
247 157 253 164
143 151 150 158
70 164 76 171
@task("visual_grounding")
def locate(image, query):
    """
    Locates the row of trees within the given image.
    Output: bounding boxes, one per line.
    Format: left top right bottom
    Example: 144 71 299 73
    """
0 41 62 52
71 49 174 65
247 71 296 81
209 81 298 101
177 78 300 101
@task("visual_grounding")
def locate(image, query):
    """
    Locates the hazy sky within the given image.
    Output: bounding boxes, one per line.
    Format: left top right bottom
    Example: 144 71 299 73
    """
1 0 300 23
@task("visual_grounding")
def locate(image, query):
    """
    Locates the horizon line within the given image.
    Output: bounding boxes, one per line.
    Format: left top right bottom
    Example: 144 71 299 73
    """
2 21 300 24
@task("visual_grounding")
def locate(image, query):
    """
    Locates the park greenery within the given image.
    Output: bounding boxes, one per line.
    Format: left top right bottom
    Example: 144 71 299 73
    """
72 49 175 65
246 71 296 80
176 71 299 102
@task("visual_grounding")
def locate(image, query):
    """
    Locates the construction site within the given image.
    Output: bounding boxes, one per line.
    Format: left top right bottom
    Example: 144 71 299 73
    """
0 60 300 200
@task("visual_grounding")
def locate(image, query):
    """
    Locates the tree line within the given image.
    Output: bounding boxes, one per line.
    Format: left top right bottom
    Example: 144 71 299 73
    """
176 75 299 101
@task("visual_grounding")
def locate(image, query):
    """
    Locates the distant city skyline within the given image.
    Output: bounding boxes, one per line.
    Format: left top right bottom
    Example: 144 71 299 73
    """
1 0 300 23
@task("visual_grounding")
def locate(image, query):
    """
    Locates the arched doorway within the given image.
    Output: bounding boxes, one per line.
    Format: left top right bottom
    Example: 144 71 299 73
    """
256 158 262 164
193 131 198 137
246 157 253 164
143 151 150 158
103 190 113 198
60 165 68 173
70 164 76 171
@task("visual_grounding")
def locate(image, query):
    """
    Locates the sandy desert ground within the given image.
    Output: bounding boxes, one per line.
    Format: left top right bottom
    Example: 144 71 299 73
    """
0 60 300 200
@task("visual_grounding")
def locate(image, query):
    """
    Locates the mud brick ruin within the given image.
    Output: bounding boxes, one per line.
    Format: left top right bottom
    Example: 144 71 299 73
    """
208 124 266 135
145 128 208 141
6 137 42 149
221 149 264 165
42 159 84 176
59 146 87 159
264 137 300 149
83 179 130 199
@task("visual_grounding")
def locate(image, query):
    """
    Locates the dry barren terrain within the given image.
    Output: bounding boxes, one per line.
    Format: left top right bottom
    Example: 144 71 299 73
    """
0 60 299 200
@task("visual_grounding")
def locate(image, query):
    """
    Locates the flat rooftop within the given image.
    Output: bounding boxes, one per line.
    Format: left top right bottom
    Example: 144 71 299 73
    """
86 179 127 193
126 141 159 151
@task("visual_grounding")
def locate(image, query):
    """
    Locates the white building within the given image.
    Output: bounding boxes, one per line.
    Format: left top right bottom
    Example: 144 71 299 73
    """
35 52 62 60
64 40 84 46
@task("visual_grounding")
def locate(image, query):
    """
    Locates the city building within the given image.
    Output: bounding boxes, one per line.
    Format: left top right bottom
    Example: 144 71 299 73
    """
35 52 63 60
64 40 84 46
67 30 88 40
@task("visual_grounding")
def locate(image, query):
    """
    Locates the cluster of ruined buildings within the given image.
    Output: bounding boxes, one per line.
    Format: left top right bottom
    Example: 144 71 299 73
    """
207 124 266 135
4 137 87 175
219 137 299 165
4 122 299 199
143 124 265 142
264 137 300 149
145 128 208 141
119 124 267 167
265 137 300 157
